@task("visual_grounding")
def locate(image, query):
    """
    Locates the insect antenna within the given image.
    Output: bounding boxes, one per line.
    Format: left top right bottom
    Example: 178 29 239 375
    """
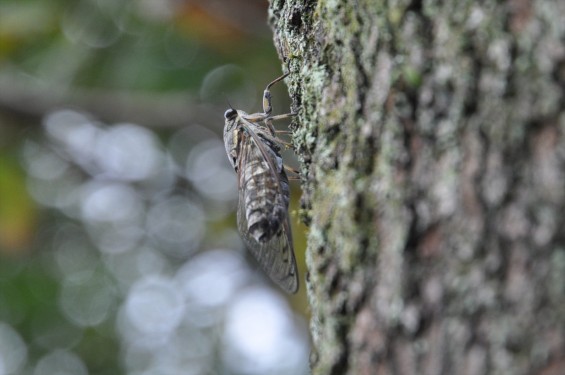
222 93 235 111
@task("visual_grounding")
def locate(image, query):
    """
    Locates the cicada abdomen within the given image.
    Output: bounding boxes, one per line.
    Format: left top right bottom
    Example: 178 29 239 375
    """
223 73 298 293
240 129 288 241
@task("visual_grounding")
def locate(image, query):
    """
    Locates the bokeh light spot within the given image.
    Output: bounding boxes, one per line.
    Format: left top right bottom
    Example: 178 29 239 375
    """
124 277 185 337
223 288 309 374
146 196 205 257
33 350 88 375
177 249 247 307
0 322 27 375
94 124 164 181
186 139 238 203
58 272 117 327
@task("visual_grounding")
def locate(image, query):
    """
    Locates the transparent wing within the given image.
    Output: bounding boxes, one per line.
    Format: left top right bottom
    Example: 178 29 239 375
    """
236 122 299 294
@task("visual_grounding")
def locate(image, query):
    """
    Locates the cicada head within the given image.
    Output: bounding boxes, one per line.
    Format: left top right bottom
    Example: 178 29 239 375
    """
223 108 237 121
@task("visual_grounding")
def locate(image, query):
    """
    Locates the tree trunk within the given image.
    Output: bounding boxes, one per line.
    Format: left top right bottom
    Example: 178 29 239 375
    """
268 0 565 374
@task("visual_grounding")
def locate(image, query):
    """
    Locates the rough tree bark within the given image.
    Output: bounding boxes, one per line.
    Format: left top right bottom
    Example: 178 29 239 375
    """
268 1 565 374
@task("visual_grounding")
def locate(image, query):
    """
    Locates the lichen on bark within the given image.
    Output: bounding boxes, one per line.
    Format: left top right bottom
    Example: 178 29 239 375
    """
269 0 565 374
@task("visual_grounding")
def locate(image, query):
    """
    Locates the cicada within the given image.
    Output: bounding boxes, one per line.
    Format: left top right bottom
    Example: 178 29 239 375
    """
223 73 299 293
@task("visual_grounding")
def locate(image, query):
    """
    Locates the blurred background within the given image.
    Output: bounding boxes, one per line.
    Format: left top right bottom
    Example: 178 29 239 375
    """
0 1 310 374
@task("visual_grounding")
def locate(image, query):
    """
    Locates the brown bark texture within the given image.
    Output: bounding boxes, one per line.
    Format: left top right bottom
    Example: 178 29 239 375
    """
268 0 565 374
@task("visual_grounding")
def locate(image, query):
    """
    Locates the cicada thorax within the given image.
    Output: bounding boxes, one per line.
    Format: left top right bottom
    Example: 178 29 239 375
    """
238 137 290 243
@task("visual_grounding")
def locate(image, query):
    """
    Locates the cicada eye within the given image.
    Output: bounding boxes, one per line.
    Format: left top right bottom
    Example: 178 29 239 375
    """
224 108 237 120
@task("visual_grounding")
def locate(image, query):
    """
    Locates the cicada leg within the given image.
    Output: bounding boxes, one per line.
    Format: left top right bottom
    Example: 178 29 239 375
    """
284 165 299 175
265 113 297 138
285 165 300 181
268 113 297 122
263 73 290 116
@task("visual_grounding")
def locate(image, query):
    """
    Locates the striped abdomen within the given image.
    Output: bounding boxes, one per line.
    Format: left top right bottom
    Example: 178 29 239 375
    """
239 145 289 243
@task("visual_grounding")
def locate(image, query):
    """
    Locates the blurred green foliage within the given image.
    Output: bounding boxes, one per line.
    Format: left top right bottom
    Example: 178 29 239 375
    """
0 1 309 374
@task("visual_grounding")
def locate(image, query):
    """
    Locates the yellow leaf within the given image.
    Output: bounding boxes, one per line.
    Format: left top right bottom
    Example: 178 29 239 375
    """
0 157 37 254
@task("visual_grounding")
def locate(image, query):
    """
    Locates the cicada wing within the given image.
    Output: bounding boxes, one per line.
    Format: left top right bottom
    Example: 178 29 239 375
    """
235 124 299 294
237 198 298 293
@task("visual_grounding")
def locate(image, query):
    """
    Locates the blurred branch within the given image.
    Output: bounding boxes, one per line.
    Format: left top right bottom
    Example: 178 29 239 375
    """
0 73 222 131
